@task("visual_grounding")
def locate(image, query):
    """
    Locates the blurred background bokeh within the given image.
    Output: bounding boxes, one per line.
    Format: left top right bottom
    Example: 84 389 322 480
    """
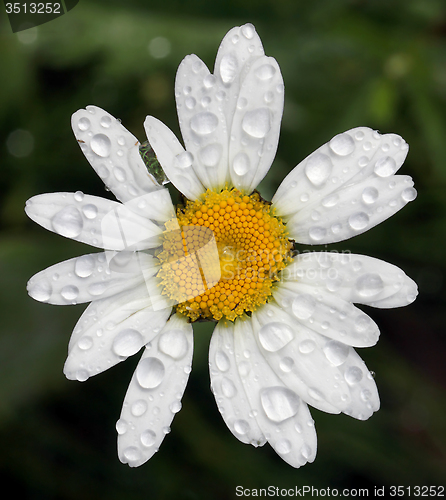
1 0 445 498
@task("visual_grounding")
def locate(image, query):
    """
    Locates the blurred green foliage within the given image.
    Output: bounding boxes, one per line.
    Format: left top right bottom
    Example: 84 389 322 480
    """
0 0 445 498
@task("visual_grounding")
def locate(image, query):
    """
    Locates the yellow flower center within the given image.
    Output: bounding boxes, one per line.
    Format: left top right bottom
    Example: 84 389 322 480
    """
156 189 292 322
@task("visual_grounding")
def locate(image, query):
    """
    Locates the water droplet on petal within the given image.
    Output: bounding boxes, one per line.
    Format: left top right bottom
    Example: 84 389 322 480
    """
123 446 141 463
258 322 294 352
220 54 238 83
321 194 339 207
136 357 165 389
309 226 326 241
185 97 196 110
100 116 112 128
203 74 216 88
61 285 79 301
221 377 237 398
78 117 90 131
260 387 300 422
113 167 126 182
116 419 128 435
329 133 355 156
348 212 369 231
298 339 316 354
82 204 98 219
74 191 84 202
170 401 182 413
279 357 294 372
374 156 396 177
190 112 219 135
232 152 250 176
52 206 83 238
140 429 156 447
199 143 222 168
255 64 276 81
241 23 255 39
345 366 363 384
292 294 316 320
215 350 230 372
323 340 349 366
242 108 271 138
131 399 148 417
28 279 52 302
91 134 112 157
356 273 384 297
113 329 144 357
78 336 93 350
158 329 189 360
74 255 95 278
402 187 417 202
362 187 379 204
305 153 333 186
175 151 194 169
234 419 250 435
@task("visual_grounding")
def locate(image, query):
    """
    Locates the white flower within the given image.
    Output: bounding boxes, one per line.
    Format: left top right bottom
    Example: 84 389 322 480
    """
25 23 418 468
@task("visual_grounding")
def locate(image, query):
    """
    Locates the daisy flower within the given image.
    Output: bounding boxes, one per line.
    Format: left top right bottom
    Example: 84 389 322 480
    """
25 23 418 468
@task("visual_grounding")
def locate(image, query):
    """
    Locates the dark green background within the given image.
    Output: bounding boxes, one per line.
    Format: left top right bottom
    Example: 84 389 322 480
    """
1 1 445 498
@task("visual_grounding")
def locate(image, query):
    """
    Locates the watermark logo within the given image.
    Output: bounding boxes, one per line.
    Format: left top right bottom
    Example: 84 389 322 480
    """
4 0 79 33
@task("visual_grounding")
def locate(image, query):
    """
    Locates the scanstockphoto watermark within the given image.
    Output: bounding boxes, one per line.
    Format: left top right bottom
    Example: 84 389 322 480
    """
3 0 80 33
235 485 445 497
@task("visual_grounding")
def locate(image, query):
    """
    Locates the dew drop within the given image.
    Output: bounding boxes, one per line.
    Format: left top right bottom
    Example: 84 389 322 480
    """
75 369 89 382
199 143 222 168
100 116 112 128
348 212 369 231
264 91 274 103
232 152 250 176
158 329 189 360
78 117 90 131
113 329 144 357
74 191 84 202
131 399 148 417
221 377 237 398
241 108 271 138
275 438 292 455
291 294 316 320
258 322 294 352
260 387 300 422
220 54 238 83
190 112 219 135
137 357 165 389
140 429 156 447
61 285 79 301
321 194 339 208
78 336 93 350
241 23 255 39
91 134 112 157
123 447 141 463
74 255 96 278
374 156 397 177
323 340 349 366
345 366 363 384
28 280 52 302
304 153 333 186
113 167 126 182
329 133 355 156
355 130 365 140
309 226 326 241
402 187 417 202
203 74 216 88
362 187 379 204
356 273 384 297
175 151 194 169
234 419 250 435
215 350 230 372
170 401 182 413
255 64 276 81
52 206 83 238
299 339 316 354
116 419 128 435
279 357 294 372
185 97 196 110
82 204 98 219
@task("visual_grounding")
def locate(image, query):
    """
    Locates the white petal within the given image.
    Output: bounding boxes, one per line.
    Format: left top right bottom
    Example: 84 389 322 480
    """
213 24 265 130
281 252 418 308
252 303 379 420
123 188 175 224
25 193 162 250
144 116 205 200
71 106 159 202
273 283 380 347
272 127 413 243
233 317 317 467
175 54 229 191
27 251 157 305
209 321 266 446
64 283 171 380
117 313 193 467
229 56 284 193
286 175 416 244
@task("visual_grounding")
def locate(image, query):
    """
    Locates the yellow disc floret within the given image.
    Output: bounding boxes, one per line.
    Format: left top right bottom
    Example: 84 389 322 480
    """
157 188 293 322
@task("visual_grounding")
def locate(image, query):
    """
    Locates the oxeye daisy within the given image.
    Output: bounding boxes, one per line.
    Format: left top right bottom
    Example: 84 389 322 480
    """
25 23 418 468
